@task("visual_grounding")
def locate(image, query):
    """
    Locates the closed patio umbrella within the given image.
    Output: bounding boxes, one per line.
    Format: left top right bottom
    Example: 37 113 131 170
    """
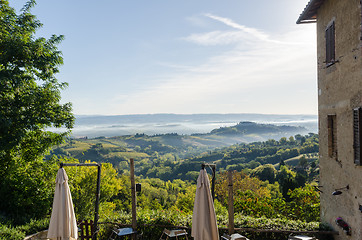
47 168 78 240
192 169 219 240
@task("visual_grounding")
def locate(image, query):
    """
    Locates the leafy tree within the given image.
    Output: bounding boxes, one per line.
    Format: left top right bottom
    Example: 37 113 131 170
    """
0 0 74 161
276 165 298 201
298 156 308 168
234 190 286 218
288 136 296 145
175 190 195 213
215 171 271 207
279 137 287 145
149 200 163 210
279 159 285 167
310 160 317 169
0 157 58 223
65 160 122 220
113 175 132 212
0 0 74 223
295 171 307 187
251 164 277 183
287 184 320 222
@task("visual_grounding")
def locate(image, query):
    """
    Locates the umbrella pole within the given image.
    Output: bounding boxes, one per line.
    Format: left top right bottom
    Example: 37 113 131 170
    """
201 163 216 201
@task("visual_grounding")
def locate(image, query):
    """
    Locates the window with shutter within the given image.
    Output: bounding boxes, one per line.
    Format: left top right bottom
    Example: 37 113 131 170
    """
328 114 337 159
353 107 362 165
325 21 335 66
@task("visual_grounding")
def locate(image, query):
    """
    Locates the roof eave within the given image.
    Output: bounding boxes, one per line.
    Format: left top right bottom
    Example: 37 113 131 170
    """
296 0 325 24
297 18 317 24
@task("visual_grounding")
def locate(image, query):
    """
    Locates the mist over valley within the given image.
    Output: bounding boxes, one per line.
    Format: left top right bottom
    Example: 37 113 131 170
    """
69 113 317 142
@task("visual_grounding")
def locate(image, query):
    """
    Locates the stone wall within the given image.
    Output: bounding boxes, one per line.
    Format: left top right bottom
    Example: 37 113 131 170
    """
316 0 362 239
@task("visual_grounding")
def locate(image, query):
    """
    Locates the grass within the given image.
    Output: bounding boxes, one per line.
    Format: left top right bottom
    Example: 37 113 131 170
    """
63 142 91 155
106 152 149 159
273 154 319 168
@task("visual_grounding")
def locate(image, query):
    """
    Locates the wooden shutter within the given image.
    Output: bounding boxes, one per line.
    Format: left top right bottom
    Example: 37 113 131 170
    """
353 108 362 165
328 114 337 158
325 21 335 65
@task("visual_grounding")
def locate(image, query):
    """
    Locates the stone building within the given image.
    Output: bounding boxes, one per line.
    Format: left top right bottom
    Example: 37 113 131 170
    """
297 0 362 239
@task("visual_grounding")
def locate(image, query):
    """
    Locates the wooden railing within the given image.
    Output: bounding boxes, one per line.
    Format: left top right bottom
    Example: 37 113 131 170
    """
79 220 95 240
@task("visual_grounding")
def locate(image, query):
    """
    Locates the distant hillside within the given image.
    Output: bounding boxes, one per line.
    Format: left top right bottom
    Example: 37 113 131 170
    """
49 122 318 181
70 121 309 148
74 113 317 125
210 121 305 135
64 113 317 138
190 121 308 145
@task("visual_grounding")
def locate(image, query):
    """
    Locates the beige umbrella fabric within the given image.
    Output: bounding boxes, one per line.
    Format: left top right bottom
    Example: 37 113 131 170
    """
47 168 78 240
192 169 219 240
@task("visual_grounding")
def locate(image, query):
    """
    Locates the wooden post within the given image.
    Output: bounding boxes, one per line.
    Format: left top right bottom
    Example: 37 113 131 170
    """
93 164 101 240
211 165 216 201
130 158 137 240
228 170 234 235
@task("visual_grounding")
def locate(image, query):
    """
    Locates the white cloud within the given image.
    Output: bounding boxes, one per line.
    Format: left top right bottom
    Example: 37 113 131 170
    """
184 30 246 46
184 13 295 47
204 13 270 41
109 15 317 115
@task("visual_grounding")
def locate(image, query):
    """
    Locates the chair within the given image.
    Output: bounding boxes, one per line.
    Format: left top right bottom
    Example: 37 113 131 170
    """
288 235 316 240
108 227 139 240
159 229 188 240
221 233 249 240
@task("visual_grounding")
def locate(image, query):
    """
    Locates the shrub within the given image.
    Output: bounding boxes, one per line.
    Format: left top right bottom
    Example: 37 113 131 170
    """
0 224 25 240
0 218 49 240
16 218 49 236
98 210 330 240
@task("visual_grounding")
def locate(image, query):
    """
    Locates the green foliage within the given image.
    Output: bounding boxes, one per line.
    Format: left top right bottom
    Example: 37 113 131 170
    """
0 0 74 155
287 185 320 222
175 191 195 213
0 1 323 238
233 214 321 231
215 169 320 222
0 218 49 240
50 133 319 184
230 215 325 240
276 165 299 200
234 190 287 218
112 175 195 214
0 158 59 223
232 184 320 222
97 210 328 240
0 224 25 240
0 0 74 223
15 218 49 236
63 159 122 220
210 122 305 136
251 164 276 183
4 159 322 239
97 209 192 240
216 171 271 206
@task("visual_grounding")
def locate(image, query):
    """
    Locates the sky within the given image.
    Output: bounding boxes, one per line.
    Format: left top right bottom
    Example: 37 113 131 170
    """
11 0 317 116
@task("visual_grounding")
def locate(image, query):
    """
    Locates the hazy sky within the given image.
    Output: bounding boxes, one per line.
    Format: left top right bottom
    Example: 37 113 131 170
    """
11 0 317 115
